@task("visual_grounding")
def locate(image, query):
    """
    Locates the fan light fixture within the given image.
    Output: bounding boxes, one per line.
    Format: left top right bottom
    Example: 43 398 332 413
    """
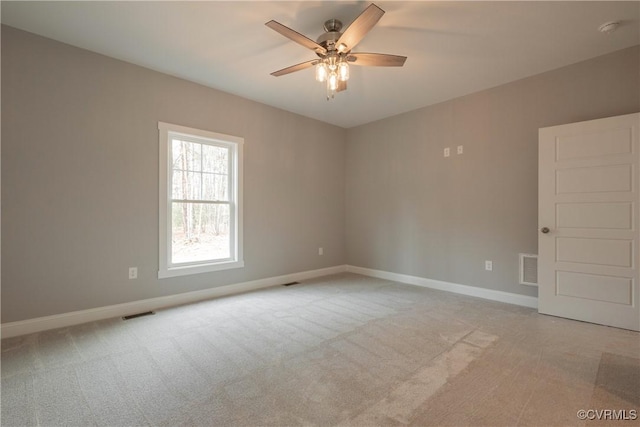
315 54 350 98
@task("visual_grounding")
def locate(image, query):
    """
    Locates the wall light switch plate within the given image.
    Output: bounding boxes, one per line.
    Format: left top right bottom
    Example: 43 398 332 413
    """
444 147 450 157
457 145 464 154
319 247 324 256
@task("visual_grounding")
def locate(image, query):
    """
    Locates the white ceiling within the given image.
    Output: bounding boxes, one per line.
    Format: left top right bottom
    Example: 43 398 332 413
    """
2 1 638 128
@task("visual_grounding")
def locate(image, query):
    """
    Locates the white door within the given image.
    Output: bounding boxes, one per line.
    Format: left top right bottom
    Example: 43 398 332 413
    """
538 113 640 331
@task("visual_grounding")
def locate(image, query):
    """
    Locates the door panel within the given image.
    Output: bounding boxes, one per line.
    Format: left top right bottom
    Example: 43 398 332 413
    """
556 237 632 267
538 112 640 331
556 164 632 194
556 271 632 305
556 202 632 229
555 127 632 160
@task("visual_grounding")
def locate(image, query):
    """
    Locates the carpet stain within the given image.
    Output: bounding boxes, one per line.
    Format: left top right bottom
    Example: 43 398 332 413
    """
349 332 498 425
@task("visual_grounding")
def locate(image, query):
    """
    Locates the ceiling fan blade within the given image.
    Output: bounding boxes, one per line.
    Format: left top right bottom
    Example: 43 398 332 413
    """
347 53 407 67
336 4 385 53
271 59 319 77
265 20 326 54
337 80 347 92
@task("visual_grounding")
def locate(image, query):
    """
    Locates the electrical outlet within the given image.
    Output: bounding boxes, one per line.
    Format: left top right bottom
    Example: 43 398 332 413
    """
129 267 138 279
319 247 324 256
457 145 464 154
444 147 450 157
485 261 493 271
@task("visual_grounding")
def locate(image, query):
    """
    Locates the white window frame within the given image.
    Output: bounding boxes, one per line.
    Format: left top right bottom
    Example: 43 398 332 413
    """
158 122 244 278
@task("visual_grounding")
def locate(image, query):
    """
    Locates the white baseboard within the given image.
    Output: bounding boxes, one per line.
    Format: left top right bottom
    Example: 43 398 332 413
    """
1 265 348 339
346 265 538 309
1 264 537 338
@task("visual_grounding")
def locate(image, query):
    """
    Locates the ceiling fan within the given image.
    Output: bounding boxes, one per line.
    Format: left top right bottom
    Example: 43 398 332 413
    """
266 3 407 99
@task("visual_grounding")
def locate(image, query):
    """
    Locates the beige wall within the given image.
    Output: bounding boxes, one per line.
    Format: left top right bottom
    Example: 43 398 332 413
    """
3 24 639 323
1 26 346 322
346 45 640 297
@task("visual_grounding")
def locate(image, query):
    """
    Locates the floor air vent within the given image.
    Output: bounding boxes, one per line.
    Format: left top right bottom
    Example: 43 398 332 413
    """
519 253 538 286
122 311 155 320
282 281 300 287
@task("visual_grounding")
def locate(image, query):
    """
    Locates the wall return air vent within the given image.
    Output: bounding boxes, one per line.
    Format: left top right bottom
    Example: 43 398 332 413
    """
519 253 538 286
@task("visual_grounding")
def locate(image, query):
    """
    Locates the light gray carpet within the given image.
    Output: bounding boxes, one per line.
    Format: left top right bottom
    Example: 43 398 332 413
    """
2 273 639 426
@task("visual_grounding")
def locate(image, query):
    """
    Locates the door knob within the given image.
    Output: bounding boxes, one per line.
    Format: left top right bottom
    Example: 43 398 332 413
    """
541 227 550 234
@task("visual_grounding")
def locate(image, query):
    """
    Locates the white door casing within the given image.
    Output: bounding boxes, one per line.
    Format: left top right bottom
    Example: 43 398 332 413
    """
538 113 640 331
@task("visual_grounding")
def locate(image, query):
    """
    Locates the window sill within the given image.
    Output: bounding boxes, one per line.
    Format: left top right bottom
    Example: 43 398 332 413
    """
158 260 245 279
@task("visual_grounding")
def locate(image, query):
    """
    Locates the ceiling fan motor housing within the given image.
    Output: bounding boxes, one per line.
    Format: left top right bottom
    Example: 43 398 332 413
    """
316 19 344 54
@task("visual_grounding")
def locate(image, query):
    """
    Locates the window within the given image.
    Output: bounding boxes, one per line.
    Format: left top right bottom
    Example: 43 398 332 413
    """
158 122 243 278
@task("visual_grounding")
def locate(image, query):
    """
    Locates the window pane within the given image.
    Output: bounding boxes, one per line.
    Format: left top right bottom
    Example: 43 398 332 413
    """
202 144 228 174
172 139 201 172
171 139 182 167
171 202 231 264
172 170 184 199
172 170 202 200
202 173 229 201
